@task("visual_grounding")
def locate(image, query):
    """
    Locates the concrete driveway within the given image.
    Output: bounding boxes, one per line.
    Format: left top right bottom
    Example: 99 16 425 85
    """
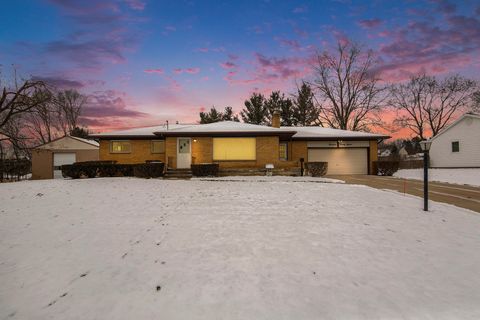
328 175 480 213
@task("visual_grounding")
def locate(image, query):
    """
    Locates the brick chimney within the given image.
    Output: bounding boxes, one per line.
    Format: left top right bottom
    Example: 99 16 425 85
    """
272 110 281 128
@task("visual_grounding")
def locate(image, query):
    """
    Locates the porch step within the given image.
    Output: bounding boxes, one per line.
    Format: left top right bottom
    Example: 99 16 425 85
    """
164 169 193 180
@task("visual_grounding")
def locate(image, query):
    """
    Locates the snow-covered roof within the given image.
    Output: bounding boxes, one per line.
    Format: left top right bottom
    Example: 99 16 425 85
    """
91 121 389 140
69 136 99 147
89 124 191 138
431 112 480 141
285 126 388 140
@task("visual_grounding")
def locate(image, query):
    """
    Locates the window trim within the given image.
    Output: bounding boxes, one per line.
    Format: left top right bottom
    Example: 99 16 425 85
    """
279 142 288 161
451 141 460 153
110 140 132 154
151 140 165 154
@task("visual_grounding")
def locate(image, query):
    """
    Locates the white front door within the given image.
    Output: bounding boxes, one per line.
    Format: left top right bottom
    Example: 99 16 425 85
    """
177 138 192 168
53 152 76 179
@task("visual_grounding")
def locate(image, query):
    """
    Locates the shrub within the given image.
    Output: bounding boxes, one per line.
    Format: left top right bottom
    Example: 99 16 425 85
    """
374 160 400 176
0 159 31 181
305 162 328 177
133 162 165 178
61 162 164 179
191 163 219 177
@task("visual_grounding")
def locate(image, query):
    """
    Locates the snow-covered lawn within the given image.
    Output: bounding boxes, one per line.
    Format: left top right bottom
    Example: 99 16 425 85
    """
1 178 480 320
394 168 480 187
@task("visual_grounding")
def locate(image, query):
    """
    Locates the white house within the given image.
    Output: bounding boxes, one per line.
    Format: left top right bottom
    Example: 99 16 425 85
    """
429 113 480 168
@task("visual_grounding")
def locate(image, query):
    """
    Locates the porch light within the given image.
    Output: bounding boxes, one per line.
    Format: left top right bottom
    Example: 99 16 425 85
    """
193 139 197 142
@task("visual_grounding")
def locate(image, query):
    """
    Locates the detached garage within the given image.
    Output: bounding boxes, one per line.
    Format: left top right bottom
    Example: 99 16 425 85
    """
32 136 99 180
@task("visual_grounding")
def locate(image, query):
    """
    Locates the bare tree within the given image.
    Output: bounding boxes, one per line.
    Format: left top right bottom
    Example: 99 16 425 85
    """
311 41 385 131
24 91 57 144
390 74 477 139
0 78 49 134
54 90 86 135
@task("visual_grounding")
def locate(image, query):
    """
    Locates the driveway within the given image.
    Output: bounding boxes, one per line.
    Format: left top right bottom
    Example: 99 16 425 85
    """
328 175 480 213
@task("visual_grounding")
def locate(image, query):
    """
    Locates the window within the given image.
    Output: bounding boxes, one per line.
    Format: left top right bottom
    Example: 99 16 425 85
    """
279 142 288 161
452 141 459 152
213 138 256 160
110 141 131 153
151 140 165 154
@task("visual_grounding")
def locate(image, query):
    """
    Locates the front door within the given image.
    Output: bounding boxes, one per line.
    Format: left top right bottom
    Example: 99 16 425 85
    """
177 138 192 168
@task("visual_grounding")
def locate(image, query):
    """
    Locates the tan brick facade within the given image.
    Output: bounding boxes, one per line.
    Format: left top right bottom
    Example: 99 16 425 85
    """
369 140 378 174
99 140 165 164
98 137 380 174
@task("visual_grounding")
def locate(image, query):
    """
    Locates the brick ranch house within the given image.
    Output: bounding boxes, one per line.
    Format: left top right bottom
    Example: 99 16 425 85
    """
90 114 389 175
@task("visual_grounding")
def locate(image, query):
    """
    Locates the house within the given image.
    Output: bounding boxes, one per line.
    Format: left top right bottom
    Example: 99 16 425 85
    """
90 113 389 175
429 113 480 168
32 136 99 179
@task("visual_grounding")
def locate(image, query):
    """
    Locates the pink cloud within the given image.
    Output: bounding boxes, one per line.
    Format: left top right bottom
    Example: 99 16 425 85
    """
173 67 200 74
144 68 164 74
358 18 383 29
219 61 237 69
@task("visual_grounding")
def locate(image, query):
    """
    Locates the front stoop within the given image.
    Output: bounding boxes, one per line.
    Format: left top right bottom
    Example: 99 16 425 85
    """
164 168 193 180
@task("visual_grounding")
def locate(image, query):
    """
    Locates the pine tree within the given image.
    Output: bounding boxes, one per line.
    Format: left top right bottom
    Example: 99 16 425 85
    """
70 126 90 139
264 91 295 126
293 82 320 126
199 106 239 124
240 93 266 124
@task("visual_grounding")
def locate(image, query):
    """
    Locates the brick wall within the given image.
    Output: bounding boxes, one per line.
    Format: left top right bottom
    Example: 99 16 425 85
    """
99 140 165 164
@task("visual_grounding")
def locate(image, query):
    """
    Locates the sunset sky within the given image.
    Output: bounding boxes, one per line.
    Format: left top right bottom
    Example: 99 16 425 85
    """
1 0 479 138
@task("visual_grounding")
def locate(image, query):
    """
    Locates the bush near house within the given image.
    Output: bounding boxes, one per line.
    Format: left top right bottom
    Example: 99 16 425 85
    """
0 159 31 182
374 161 400 176
61 161 164 179
191 163 219 177
305 162 328 177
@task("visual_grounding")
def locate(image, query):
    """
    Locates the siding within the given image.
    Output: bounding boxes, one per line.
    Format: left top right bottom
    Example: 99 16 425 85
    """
430 117 480 167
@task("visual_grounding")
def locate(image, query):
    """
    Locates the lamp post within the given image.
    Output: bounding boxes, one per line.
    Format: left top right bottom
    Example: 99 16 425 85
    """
419 140 432 211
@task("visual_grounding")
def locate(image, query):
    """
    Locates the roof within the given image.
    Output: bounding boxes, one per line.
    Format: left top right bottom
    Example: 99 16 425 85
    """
431 112 480 141
34 135 99 150
90 121 389 140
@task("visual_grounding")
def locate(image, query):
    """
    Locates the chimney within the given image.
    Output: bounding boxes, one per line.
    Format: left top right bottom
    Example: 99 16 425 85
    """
272 110 281 128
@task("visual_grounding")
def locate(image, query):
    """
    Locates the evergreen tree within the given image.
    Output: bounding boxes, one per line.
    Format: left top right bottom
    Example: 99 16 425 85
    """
293 82 320 126
240 93 267 124
70 126 90 139
264 91 295 126
199 106 239 124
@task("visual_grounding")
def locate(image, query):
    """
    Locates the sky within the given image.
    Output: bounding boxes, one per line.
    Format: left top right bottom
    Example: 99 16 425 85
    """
1 0 479 137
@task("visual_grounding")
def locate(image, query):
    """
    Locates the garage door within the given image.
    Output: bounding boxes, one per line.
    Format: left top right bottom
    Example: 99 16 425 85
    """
308 148 368 175
53 153 76 179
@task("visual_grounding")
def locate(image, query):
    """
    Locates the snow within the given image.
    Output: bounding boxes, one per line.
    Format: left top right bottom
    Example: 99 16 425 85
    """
1 178 480 319
91 121 387 139
394 168 480 187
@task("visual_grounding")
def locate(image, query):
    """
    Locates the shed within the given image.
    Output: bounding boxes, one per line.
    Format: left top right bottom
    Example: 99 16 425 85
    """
31 136 99 179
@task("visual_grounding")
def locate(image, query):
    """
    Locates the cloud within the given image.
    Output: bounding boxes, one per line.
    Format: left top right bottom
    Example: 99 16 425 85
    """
173 67 200 74
31 75 85 89
432 0 456 15
80 90 148 129
144 68 164 74
219 61 237 69
376 12 480 81
293 5 307 13
124 0 145 10
358 18 383 29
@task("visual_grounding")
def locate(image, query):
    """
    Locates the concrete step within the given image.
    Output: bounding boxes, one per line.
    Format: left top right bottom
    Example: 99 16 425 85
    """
164 169 193 179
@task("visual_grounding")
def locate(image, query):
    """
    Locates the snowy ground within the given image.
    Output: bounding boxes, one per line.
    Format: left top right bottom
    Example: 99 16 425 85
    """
394 168 480 187
1 178 480 320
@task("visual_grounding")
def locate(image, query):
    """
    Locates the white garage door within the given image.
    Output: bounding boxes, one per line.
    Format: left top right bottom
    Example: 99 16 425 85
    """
308 148 368 175
53 153 76 179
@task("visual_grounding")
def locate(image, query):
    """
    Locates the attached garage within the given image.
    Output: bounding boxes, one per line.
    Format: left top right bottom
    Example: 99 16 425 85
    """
307 141 370 175
32 136 99 180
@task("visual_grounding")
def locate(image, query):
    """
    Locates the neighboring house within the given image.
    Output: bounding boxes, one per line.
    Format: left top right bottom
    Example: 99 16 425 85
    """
90 114 389 175
429 113 480 168
32 136 99 179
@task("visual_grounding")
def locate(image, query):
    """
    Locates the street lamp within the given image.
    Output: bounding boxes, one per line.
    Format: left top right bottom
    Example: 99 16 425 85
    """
419 140 432 211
